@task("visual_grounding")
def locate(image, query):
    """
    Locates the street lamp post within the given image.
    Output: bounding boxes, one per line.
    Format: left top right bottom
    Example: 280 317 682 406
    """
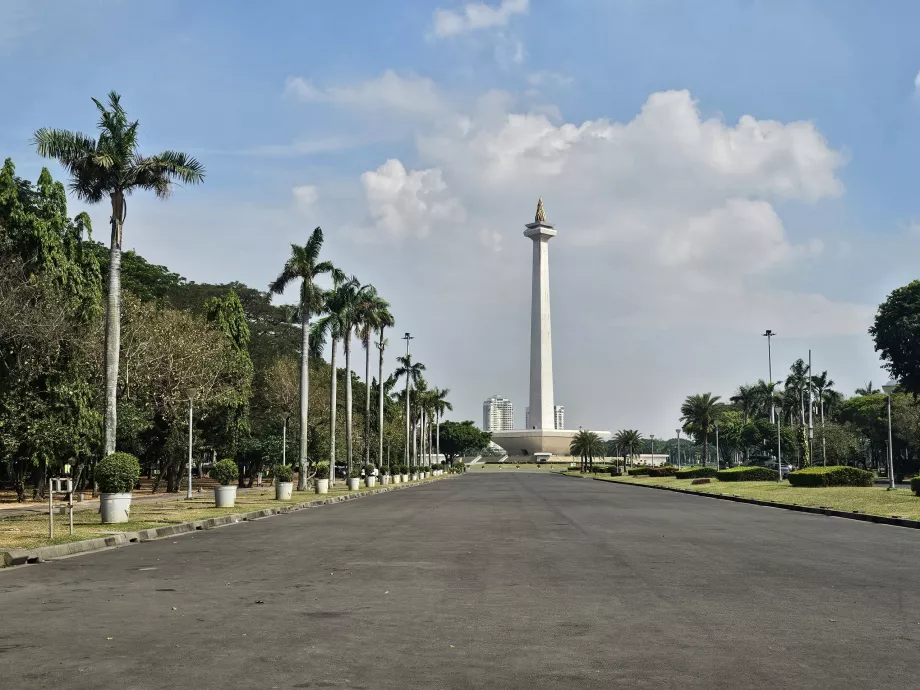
185 388 197 500
883 381 898 491
402 332 413 472
675 429 681 469
714 422 720 470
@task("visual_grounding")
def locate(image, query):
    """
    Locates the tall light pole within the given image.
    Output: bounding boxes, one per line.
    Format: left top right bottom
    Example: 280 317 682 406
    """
185 388 197 500
883 381 897 490
402 332 413 472
764 329 782 477
675 429 681 469
763 330 775 423
807 349 814 467
714 422 720 470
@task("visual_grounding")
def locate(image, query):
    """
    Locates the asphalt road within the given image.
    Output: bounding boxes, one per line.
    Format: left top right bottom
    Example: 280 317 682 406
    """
1 473 918 689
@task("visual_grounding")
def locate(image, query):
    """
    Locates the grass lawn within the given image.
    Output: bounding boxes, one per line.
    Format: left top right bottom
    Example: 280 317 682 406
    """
0 477 444 552
563 472 920 521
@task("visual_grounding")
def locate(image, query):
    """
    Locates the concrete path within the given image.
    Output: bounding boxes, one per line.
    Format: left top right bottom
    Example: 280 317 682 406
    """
1 473 917 689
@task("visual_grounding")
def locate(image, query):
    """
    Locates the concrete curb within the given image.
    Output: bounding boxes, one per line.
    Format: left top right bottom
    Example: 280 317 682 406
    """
566 473 920 530
2 478 448 568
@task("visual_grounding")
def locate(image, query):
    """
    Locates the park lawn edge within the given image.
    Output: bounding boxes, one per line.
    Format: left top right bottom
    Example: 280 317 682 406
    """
556 471 920 530
1 476 453 568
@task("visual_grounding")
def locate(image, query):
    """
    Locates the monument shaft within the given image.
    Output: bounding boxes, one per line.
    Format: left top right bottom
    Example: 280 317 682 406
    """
524 199 557 431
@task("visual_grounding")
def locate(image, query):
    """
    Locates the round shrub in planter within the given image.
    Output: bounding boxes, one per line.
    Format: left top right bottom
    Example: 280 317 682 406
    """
911 476 920 496
786 465 873 487
274 464 294 500
675 466 718 480
347 467 361 491
716 466 779 482
211 459 239 507
365 465 377 488
314 462 330 494
97 452 141 524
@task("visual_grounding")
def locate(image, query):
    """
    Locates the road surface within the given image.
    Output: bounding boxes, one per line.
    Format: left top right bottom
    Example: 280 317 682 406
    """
1 472 917 689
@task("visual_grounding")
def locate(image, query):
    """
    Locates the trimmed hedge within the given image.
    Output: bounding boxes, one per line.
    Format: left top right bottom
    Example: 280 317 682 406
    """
211 459 239 486
96 452 141 493
911 476 920 497
716 466 779 482
786 465 873 487
647 465 678 477
675 466 718 479
627 467 651 476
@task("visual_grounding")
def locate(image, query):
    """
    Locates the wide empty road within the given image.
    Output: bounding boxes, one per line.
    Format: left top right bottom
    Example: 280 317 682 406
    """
2 473 918 689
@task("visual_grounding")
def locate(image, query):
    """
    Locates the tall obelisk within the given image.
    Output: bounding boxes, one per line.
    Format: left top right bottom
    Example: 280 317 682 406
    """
524 198 556 430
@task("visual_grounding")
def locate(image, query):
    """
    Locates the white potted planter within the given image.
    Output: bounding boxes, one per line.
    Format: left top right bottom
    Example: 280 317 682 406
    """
411 473 418 481
347 477 361 491
393 474 401 484
273 464 294 500
365 475 377 488
382 474 390 485
315 478 329 494
211 459 239 508
96 452 141 525
402 473 409 483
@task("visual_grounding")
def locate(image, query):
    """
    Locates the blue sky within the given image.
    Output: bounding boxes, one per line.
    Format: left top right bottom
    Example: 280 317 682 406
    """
3 0 919 435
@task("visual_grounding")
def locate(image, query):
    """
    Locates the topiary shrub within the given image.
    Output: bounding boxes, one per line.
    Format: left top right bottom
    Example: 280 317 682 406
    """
716 466 779 482
787 465 874 487
675 466 718 479
911 476 920 496
96 452 141 494
273 464 294 483
211 459 239 486
314 461 329 478
647 465 677 477
628 467 651 476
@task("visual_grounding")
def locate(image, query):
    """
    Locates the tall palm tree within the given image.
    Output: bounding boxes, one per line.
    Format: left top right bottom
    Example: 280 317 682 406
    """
570 430 605 472
311 276 354 486
432 388 452 465
680 393 723 466
374 306 395 469
358 293 392 467
413 378 430 470
785 359 810 428
269 228 339 491
730 384 758 463
811 370 835 465
34 91 205 457
614 429 643 472
395 354 425 470
855 381 880 396
339 278 372 478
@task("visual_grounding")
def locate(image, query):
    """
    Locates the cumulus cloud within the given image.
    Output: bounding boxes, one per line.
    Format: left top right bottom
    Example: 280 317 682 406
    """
432 0 529 38
284 71 446 116
360 159 465 239
292 185 318 207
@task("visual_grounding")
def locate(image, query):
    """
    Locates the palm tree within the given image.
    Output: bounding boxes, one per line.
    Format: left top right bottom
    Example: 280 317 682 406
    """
395 354 425 471
338 279 372 478
855 381 880 396
358 294 392 467
785 359 811 428
811 370 835 465
432 388 452 466
680 393 723 466
269 228 339 491
570 430 605 472
730 384 758 463
413 377 430 470
34 91 205 456
614 429 643 472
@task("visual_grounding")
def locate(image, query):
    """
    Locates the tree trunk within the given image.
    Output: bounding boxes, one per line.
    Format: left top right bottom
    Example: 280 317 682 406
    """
704 437 710 466
298 295 311 491
405 377 411 471
364 340 372 468
436 412 441 467
103 192 125 457
820 399 827 466
378 328 385 473
344 328 353 478
329 339 338 487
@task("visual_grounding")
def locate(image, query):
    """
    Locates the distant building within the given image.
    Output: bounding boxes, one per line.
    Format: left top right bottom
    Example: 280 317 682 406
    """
483 395 514 432
526 405 565 430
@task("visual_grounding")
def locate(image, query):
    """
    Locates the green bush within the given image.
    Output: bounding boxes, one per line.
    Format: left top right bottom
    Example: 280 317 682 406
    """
95 452 141 494
314 461 329 478
273 464 294 483
648 465 677 477
675 466 718 479
716 466 779 482
787 465 874 487
628 467 650 476
349 466 362 479
210 459 239 486
911 476 920 497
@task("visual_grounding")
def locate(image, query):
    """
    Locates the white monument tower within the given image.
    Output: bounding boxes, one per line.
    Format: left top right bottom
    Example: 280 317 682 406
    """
525 198 556 431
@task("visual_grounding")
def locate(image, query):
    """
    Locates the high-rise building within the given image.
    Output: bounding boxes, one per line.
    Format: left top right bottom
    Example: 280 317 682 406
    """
483 395 514 432
526 404 565 430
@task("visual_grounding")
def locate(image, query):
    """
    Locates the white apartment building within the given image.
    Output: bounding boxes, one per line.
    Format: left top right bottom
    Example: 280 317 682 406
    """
525 405 565 430
483 395 514 432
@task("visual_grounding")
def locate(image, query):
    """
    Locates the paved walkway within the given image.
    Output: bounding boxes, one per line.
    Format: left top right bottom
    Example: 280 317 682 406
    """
1 473 917 689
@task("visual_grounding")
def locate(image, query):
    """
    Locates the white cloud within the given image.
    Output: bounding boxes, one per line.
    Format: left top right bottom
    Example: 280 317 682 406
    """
292 185 319 207
432 0 529 38
914 71 920 91
527 71 574 88
284 71 446 116
250 137 360 157
360 159 465 239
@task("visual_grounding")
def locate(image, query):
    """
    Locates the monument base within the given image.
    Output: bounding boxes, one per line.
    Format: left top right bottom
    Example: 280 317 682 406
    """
490 429 611 458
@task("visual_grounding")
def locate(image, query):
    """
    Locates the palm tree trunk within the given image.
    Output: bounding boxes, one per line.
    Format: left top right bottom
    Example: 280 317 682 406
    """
428 418 433 468
704 437 710 466
377 328 385 473
103 194 125 457
436 411 441 467
329 338 338 487
297 297 311 491
364 340 372 468
820 398 826 465
344 328 353 477
404 375 410 472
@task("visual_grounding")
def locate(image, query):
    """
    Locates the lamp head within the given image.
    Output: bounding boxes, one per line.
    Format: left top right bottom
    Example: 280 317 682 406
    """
882 381 898 395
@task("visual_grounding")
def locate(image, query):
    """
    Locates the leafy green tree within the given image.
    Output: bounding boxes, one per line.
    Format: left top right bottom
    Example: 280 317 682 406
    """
680 393 723 465
34 91 205 457
438 421 491 464
269 227 339 490
870 280 920 396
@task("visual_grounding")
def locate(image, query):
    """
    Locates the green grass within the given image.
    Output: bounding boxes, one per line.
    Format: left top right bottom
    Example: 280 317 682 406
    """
562 472 920 521
0 477 444 552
